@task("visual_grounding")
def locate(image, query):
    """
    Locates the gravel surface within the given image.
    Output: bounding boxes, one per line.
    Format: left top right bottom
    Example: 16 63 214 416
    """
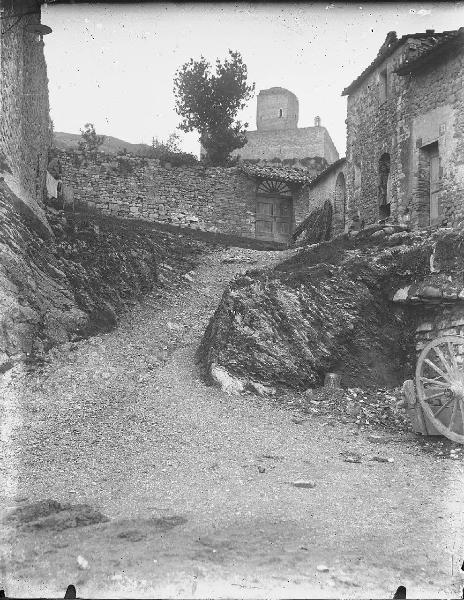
1 246 463 598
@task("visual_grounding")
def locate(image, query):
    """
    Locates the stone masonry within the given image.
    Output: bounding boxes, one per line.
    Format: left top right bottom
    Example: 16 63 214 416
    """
307 158 347 235
56 150 315 242
0 0 52 234
342 29 464 230
229 87 339 165
58 151 260 238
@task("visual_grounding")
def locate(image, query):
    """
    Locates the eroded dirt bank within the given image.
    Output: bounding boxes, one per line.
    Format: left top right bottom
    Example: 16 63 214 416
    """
199 226 464 391
1 246 463 599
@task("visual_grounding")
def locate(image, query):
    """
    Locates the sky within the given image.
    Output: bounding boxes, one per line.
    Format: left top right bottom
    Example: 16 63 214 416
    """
42 1 464 158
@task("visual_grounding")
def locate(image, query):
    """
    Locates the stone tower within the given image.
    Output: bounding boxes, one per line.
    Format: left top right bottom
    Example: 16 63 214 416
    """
256 87 299 131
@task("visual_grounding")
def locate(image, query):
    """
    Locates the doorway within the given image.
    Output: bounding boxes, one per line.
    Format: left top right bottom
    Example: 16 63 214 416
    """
420 141 440 227
255 180 294 243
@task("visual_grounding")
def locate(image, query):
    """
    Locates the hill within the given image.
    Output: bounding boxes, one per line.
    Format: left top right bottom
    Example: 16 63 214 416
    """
53 132 151 155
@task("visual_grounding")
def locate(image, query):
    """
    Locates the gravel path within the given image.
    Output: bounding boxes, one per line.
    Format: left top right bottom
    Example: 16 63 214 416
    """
1 246 463 598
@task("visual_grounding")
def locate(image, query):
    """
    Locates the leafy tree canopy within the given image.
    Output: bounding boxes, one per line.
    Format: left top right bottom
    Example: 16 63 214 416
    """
78 123 105 157
173 50 255 166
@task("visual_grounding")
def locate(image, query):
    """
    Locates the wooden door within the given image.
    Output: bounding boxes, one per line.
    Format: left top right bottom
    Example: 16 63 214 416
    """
429 150 440 226
255 196 293 242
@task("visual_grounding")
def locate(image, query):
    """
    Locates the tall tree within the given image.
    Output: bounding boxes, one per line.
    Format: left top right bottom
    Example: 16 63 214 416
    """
173 50 255 166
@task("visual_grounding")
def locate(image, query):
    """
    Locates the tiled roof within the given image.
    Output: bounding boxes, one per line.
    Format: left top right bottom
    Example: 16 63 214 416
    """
395 28 464 75
239 163 313 184
308 157 346 188
342 29 462 96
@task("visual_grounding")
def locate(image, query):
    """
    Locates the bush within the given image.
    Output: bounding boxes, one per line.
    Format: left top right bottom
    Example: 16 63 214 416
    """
160 150 198 167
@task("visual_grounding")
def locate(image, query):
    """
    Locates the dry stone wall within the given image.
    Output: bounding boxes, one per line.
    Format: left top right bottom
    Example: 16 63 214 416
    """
58 151 260 238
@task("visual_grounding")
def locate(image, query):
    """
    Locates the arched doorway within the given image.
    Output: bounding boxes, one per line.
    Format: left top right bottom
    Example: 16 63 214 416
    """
255 179 294 243
334 172 346 233
378 153 391 220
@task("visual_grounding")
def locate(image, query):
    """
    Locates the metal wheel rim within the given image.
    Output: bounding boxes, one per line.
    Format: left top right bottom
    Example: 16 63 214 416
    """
415 335 464 444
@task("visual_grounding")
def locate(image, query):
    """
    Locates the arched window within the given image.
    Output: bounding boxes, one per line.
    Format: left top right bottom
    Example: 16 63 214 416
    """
257 180 292 197
378 153 391 220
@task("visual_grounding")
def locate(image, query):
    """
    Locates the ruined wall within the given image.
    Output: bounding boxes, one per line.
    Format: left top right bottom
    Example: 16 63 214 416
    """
0 0 51 232
345 42 464 230
234 126 339 164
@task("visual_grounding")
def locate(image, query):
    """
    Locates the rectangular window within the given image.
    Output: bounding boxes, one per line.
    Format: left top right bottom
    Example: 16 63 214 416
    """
379 69 388 103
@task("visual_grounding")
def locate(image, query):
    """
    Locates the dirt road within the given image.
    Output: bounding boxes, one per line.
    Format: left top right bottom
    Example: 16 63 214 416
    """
1 247 463 598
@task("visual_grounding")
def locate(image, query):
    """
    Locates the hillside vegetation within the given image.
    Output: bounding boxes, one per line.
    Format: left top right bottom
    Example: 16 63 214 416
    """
53 132 151 156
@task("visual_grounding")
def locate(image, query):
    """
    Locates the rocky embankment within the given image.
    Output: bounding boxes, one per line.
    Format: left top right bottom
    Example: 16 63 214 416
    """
0 183 208 372
198 224 464 392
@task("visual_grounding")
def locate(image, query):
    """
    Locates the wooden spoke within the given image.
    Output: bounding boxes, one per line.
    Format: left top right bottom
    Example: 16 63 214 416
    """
449 400 459 431
420 377 450 388
433 397 455 418
424 390 447 401
433 346 453 376
448 341 458 370
424 358 451 382
416 335 464 444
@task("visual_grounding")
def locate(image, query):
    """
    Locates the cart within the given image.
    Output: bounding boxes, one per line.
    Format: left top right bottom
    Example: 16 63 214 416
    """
414 335 464 444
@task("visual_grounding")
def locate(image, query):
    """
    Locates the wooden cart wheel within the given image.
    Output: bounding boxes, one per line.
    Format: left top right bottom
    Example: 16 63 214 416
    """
415 335 464 444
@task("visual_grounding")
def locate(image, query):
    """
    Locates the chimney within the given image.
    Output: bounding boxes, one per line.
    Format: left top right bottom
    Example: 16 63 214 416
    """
314 116 321 127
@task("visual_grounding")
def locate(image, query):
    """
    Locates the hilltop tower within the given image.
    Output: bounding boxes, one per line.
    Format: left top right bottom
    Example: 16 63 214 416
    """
231 86 339 167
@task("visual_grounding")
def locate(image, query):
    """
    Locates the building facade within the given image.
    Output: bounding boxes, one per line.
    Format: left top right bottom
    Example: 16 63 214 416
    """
0 0 52 234
342 28 464 230
307 158 347 236
231 87 339 167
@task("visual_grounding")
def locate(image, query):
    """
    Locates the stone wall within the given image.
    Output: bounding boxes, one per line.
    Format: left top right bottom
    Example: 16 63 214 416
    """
0 0 51 233
307 159 347 235
57 151 314 242
58 151 285 238
344 40 464 230
233 126 339 164
415 306 464 356
256 87 299 132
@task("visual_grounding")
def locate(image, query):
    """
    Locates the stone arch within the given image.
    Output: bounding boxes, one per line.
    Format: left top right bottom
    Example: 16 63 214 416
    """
334 171 347 233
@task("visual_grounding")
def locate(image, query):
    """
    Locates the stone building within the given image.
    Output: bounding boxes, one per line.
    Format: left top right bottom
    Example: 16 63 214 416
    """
58 151 312 244
307 157 347 235
230 87 339 167
0 0 52 235
342 28 464 230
